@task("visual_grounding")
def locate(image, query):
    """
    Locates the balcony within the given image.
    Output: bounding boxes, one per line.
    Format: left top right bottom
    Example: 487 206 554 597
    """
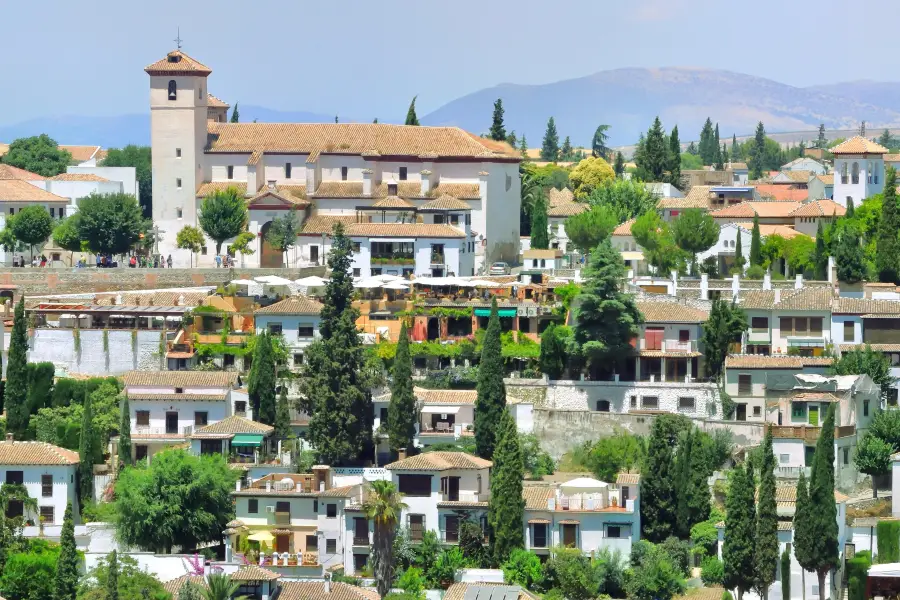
747 329 771 343
775 466 811 479
440 491 489 504
547 493 634 512
638 338 698 354
440 528 489 544
430 253 445 267
371 254 415 265
353 535 370 546
274 512 291 525
133 426 189 437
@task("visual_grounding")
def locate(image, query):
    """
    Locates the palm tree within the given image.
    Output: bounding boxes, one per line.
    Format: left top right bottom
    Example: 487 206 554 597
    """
362 480 408 597
203 573 248 600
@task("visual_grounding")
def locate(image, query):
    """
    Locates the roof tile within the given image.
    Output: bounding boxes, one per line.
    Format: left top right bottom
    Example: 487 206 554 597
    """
191 415 273 437
144 50 212 75
0 180 69 202
123 371 238 388
0 441 79 465
0 164 46 180
637 300 709 323
830 136 888 155
255 296 323 315
386 451 492 471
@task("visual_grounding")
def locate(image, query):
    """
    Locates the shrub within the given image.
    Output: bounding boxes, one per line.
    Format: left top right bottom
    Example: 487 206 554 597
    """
878 521 900 563
660 536 691 576
847 551 871 600
722 592 734 600
503 548 543 589
745 265 766 279
700 556 725 585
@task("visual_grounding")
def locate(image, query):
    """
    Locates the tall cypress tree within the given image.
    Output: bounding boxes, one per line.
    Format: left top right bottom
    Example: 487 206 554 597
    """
79 390 96 503
540 117 560 162
639 117 668 181
674 429 694 538
835 226 867 284
641 415 678 542
731 134 740 161
489 409 525 563
119 395 132 468
489 99 506 142
387 321 417 454
699 118 715 165
54 502 79 600
876 166 900 284
780 548 791 600
750 215 762 267
814 220 828 280
734 229 745 270
108 549 119 600
274 388 292 440
723 462 756 600
714 123 721 157
793 471 812 591
249 332 276 425
614 152 626 177
668 125 682 185
560 136 573 161
749 122 767 179
230 102 240 123
475 299 506 459
5 297 28 437
530 195 549 250
686 429 711 529
755 428 779 600
806 405 839 600
539 323 566 380
405 96 420 126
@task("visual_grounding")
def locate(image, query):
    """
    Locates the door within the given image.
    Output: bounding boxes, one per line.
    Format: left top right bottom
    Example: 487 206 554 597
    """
165 412 178 434
736 404 747 422
448 477 460 502
275 534 289 553
808 404 819 426
260 221 283 268
562 524 578 548
310 245 319 265
445 515 460 542
354 518 369 545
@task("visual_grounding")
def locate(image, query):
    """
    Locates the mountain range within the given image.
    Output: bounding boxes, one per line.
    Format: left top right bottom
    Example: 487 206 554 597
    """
5 67 900 149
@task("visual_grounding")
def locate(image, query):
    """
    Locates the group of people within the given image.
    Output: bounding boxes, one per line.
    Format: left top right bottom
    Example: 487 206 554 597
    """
214 254 235 268
11 255 50 268
127 255 174 268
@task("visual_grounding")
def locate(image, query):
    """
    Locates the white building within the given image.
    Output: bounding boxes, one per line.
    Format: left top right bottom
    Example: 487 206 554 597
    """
145 50 521 271
830 136 887 208
0 435 80 529
522 248 564 272
253 297 324 371
781 157 828 175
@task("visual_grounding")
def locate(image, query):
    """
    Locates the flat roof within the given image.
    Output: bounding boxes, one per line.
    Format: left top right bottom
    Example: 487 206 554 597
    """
29 304 190 315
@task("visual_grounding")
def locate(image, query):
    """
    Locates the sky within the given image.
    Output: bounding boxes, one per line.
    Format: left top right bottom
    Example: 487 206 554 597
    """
2 0 899 127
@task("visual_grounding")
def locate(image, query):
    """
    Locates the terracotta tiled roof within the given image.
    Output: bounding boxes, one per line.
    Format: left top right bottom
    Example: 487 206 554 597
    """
191 415 273 437
739 287 833 311
612 218 635 236
127 392 228 402
725 355 833 369
657 196 710 209
163 576 207 600
829 136 888 155
207 94 229 108
318 484 357 498
429 182 481 199
777 170 814 183
196 181 248 197
730 162 748 170
123 371 238 387
255 296 323 315
419 195 472 211
231 565 281 581
752 185 808 202
280 582 380 600
789 199 846 218
144 50 212 75
91 290 209 307
311 181 365 198
617 473 641 485
0 441 79 465
637 301 708 323
832 297 900 314
523 486 555 510
548 187 575 207
712 201 802 218
676 587 726 600
792 392 841 402
296 215 357 234
414 387 477 405
731 223 806 240
372 181 426 198
386 451 492 471
372 195 416 209
301 216 464 238
49 173 108 182
773 485 847 503
547 201 588 217
0 180 69 202
206 122 520 160
59 145 102 163
524 249 562 259
247 187 310 208
840 343 900 352
816 174 834 184
0 164 46 180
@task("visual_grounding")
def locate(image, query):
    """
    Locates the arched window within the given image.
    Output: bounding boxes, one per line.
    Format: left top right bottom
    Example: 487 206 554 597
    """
168 80 177 101
852 162 860 184
868 161 873 184
841 162 848 184
874 162 880 185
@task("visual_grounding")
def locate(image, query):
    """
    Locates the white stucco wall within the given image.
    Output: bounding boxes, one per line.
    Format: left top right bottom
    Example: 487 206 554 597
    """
0 464 78 527
541 380 722 419
28 329 167 375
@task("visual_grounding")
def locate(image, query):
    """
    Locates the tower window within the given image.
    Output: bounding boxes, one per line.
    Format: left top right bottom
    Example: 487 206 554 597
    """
399 167 408 181
286 163 292 179
227 166 234 180
176 208 183 219
852 162 859 184
176 148 182 158
176 178 182 189
341 166 348 181
168 80 177 101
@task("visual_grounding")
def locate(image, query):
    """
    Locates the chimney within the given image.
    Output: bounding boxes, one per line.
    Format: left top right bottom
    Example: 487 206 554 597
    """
398 448 408 460
828 256 836 284
266 480 272 492
5 433 13 442
235 480 241 491
775 288 781 303
795 274 803 289
731 273 740 301
267 180 276 190
700 273 709 300
420 169 433 196
670 270 678 296
478 169 489 199
296 482 303 492
324 573 332 594
763 270 772 291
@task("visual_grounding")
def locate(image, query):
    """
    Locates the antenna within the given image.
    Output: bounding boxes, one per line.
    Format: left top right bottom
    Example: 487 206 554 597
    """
174 27 183 50
860 121 866 137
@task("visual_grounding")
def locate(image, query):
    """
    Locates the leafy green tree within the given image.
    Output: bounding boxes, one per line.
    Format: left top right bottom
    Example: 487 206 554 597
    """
176 225 204 267
530 194 549 250
632 210 686 275
834 225 867 283
114 450 238 553
230 102 240 123
560 136 574 161
749 122 767 180
756 428 779 600
10 205 52 259
76 192 143 256
519 433 555 479
573 239 642 378
854 432 892 498
539 323 566 380
489 99 507 141
300 223 373 465
806 405 840 600
229 231 256 267
614 152 625 177
672 209 718 271
53 215 83 264
750 215 762 267
626 545 686 600
405 96 419 126
0 545 58 600
701 556 725 585
642 415 680 542
668 125 682 185
564 205 617 253
865 409 900 452
541 117 560 161
248 332 276 425
877 166 900 283
274 389 292 440
723 463 756 600
26 362 55 416
543 547 597 600
582 432 646 482
475 299 507 459
586 178 658 221
387 322 417 454
54 502 79 600
2 134 71 176
264 208 300 263
591 125 611 159
569 156 615 200
877 522 900 563
702 299 748 380
5 298 28 438
362 480 407 597
119 394 132 468
489 410 525 563
78 553 170 600
198 188 248 255
79 389 97 504
101 145 152 216
502 548 543 589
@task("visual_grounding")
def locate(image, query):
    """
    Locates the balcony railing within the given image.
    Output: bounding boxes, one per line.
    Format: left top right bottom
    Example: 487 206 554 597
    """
775 466 811 478
133 426 188 437
430 253 445 266
638 339 697 353
441 491 490 503
353 535 370 546
274 512 291 525
372 254 415 265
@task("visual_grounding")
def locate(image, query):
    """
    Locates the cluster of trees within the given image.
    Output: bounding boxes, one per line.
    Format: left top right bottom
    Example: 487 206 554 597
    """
176 187 259 265
852 408 900 497
538 116 591 162
633 117 682 185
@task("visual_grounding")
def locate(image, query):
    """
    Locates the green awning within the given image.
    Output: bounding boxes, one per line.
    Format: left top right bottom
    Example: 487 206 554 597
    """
475 308 517 317
231 434 264 447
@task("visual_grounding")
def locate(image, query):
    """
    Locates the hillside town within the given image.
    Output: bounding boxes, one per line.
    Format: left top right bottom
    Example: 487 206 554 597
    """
2 33 900 600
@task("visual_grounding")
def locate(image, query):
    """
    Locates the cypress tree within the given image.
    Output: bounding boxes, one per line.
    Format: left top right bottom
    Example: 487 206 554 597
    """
749 122 766 180
723 463 756 600
79 390 96 504
806 405 839 600
5 297 29 438
876 166 900 284
54 502 79 600
488 409 525 563
405 96 420 126
641 415 678 542
793 471 812 589
756 428 779 600
731 134 740 161
539 323 566 380
750 215 762 267
489 99 506 142
699 118 715 165
714 123 721 157
474 298 506 459
835 226 867 284
780 548 791 600
386 321 417 454
668 125 682 185
119 394 132 468
519 135 528 159
560 136 573 161
530 194 549 250
540 117 560 162
686 429 711 529
230 102 240 123
108 549 119 600
734 229 745 270
846 198 855 218
274 388 292 440
614 152 625 177
249 332 276 425
640 116 668 181
814 220 828 280
675 429 694 538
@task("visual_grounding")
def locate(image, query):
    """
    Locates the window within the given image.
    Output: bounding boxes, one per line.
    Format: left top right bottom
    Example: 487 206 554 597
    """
248 499 258 514
812 585 820 598
679 329 690 342
227 165 234 180
41 474 52 497
7 208 13 215
379 407 388 423
596 400 610 412
810 317 823 335
532 523 548 547
306 534 318 550
852 162 860 184
194 411 208 426
399 167 408 180
285 163 292 179
136 411 150 426
39 506 54 524
298 325 315 338
353 268 360 277
397 474 432 496
175 387 184 394
445 515 460 542
176 148 182 158
313 499 318 513
293 353 303 366
607 525 621 538
864 399 870 416
388 183 398 195
738 374 752 394
780 454 790 464
868 161 873 184
751 316 769 332
678 397 695 410
268 322 283 335
341 167 348 181
791 403 806 420
843 447 849 465
642 396 658 409
135 445 148 461
630 395 637 408
844 321 855 342
49 207 55 218
176 208 183 219
5 499 22 519
176 178 182 189
201 246 207 256
168 80 177 100
326 539 337 554
409 514 425 541
326 504 337 518
753 406 762 417
841 163 848 185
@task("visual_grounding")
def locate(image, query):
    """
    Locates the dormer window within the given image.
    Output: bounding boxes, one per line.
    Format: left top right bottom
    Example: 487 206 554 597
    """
341 166 348 181
388 183 398 195
168 80 177 101
175 387 184 394
167 54 181 64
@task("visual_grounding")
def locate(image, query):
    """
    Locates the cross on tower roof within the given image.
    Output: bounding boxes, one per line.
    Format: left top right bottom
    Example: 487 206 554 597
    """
174 27 183 50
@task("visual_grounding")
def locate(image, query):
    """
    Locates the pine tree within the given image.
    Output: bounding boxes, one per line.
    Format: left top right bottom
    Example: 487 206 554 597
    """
387 321 417 454
108 549 119 600
489 409 525 563
506 130 517 148
489 99 507 142
475 298 507 459
592 124 611 159
814 220 828 280
731 134 740 162
539 323 566 380
749 122 767 180
274 389 292 440
54 502 79 600
755 428 779 600
5 297 28 437
119 394 132 468
530 194 549 249
614 152 625 177
668 125 682 185
540 117 560 162
638 117 668 180
877 166 900 283
750 215 762 267
230 102 240 123
405 96 420 126
699 118 715 165
734 228 745 270
249 332 276 425
687 141 698 155
79 390 96 504
806 405 839 600
519 135 528 159
560 136 573 161
642 416 678 542
717 143 727 170
723 463 756 600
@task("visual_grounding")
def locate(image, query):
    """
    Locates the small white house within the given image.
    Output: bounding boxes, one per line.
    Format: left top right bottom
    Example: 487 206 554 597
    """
523 248 563 271
254 297 324 371
781 157 828 175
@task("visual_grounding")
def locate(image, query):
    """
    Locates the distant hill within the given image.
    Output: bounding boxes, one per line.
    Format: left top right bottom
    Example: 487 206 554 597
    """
422 67 900 147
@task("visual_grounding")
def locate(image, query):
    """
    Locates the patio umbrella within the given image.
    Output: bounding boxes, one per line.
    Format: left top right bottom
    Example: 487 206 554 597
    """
295 276 327 286
471 279 512 287
372 274 404 282
353 279 384 289
230 279 257 286
247 531 275 543
411 277 435 286
382 281 410 290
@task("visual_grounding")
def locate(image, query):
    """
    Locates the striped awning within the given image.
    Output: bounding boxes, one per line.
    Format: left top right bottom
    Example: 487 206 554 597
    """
528 519 550 524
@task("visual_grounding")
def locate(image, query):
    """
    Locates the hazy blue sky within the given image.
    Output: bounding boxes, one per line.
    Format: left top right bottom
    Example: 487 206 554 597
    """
1 0 897 126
